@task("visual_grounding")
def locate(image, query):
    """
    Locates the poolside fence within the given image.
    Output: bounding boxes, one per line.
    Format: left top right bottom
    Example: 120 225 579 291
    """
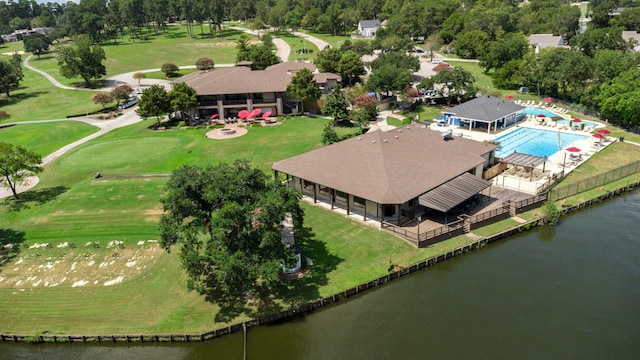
548 160 640 201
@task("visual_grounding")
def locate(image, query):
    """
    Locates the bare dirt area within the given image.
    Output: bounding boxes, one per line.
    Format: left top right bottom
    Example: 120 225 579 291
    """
0 240 161 289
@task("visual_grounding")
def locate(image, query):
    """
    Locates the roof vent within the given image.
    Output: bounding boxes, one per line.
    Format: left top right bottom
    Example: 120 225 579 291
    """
442 129 453 141
383 139 388 143
372 140 376 143
394 135 399 139
398 129 402 133
358 137 362 141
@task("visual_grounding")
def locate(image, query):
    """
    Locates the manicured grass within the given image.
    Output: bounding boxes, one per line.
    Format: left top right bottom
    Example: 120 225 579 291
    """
386 116 411 127
299 31 352 49
557 141 640 184
271 31 318 61
470 218 521 237
0 121 99 157
447 61 498 94
0 69 102 122
24 26 251 87
0 41 25 55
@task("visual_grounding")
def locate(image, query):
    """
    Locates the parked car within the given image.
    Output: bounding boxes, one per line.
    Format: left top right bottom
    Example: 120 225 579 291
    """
431 59 443 64
118 95 138 109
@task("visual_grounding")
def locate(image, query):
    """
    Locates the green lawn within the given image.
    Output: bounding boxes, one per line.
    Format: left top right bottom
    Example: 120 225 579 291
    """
299 31 352 49
0 69 102 122
271 31 319 61
448 61 498 94
24 26 251 87
0 114 492 334
0 121 99 157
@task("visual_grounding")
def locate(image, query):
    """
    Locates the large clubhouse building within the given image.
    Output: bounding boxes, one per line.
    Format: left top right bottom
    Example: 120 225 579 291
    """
272 125 497 225
172 61 340 121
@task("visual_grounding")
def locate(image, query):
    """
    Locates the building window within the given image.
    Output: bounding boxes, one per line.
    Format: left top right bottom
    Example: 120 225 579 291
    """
319 186 330 196
336 190 347 201
354 196 365 208
303 180 313 189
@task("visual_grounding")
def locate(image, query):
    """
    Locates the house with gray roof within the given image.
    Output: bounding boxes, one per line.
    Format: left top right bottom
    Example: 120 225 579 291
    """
622 31 640 52
529 34 565 52
273 125 496 226
357 20 381 38
172 61 340 120
442 95 526 134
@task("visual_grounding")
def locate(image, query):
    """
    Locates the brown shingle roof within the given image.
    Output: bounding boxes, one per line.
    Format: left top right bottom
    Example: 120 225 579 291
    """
172 66 291 95
272 125 496 204
314 72 341 84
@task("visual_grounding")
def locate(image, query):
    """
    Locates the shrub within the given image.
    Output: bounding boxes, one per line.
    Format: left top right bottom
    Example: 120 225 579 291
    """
195 57 214 70
161 62 179 77
0 110 10 120
542 201 560 225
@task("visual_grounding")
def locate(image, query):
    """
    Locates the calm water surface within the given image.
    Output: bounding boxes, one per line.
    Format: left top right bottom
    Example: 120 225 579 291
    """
2 191 639 359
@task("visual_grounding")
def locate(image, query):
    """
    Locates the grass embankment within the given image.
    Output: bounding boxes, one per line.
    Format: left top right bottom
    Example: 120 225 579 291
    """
299 31 352 49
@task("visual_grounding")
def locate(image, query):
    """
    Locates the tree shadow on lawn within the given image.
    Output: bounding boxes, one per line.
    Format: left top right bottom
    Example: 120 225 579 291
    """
4 185 68 212
212 225 343 323
0 91 49 106
0 228 26 271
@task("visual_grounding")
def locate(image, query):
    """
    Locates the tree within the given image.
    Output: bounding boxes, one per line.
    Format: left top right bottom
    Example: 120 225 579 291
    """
321 122 340 144
0 142 43 200
92 92 114 110
596 68 640 128
337 50 365 86
420 67 478 106
286 68 321 113
353 94 378 126
570 27 629 57
161 62 179 77
479 32 529 72
195 57 215 70
111 84 134 106
454 30 490 59
56 38 106 88
136 84 171 126
168 82 198 119
132 72 146 87
322 85 350 121
159 161 303 303
314 47 342 73
0 55 23 98
366 64 413 96
23 33 52 59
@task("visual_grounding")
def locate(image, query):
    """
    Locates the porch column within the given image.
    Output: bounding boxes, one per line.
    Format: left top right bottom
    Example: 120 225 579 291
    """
331 189 335 210
217 99 224 120
396 204 400 225
380 204 384 226
247 97 253 112
363 201 367 221
313 183 317 203
346 194 350 215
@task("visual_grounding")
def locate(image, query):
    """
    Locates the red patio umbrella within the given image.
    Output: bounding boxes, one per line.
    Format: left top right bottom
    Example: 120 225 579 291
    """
566 146 581 152
571 118 582 123
238 110 250 119
209 114 219 120
598 129 611 134
262 111 272 119
544 97 554 103
250 108 262 118
592 133 604 139
505 95 514 100
537 114 546 118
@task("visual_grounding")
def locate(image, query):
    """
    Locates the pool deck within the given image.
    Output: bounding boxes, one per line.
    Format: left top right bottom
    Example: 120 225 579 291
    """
420 110 614 194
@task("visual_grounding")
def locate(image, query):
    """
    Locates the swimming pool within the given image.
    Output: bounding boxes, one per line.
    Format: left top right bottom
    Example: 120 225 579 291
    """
520 107 558 118
555 119 601 128
494 127 589 158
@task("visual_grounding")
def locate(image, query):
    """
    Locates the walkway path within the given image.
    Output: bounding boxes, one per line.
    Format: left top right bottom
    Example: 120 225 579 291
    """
291 31 331 50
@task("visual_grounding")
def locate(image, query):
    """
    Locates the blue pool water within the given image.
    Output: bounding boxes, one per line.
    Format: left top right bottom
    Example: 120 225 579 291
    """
494 127 589 158
555 119 601 128
520 107 558 118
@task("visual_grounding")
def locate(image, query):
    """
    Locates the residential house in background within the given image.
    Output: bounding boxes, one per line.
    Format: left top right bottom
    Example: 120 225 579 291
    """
357 20 381 38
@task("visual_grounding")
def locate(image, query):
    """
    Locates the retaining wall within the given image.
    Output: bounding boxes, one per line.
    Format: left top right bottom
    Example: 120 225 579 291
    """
2 181 639 345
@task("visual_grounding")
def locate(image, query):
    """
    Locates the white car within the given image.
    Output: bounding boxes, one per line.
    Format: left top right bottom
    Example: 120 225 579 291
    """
431 59 443 64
